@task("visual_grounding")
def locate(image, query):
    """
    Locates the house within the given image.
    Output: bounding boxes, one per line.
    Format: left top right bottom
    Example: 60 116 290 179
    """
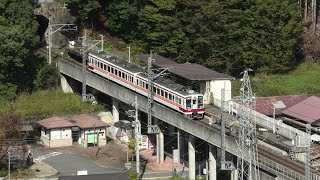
37 116 74 148
69 114 109 147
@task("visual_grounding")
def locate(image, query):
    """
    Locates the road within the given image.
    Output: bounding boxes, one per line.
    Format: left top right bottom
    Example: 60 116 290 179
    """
31 145 123 177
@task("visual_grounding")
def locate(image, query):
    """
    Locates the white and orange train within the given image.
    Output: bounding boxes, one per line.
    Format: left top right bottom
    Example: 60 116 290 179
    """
87 51 204 119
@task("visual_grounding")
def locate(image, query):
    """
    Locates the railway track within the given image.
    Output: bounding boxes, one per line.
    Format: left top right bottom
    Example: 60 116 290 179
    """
55 53 313 179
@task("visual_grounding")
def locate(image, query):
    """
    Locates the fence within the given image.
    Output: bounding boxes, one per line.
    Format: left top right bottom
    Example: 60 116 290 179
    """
212 97 309 147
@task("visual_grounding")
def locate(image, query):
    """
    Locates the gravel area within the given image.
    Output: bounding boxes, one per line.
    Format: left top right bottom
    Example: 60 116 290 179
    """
30 161 59 178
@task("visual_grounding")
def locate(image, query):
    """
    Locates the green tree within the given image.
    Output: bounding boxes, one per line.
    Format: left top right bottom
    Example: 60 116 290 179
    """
137 0 186 58
0 0 39 101
34 64 60 90
215 0 302 75
106 0 139 41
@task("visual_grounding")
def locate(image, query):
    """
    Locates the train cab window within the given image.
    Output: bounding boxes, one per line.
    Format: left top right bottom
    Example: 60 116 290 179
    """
186 98 191 109
198 96 203 108
193 98 197 105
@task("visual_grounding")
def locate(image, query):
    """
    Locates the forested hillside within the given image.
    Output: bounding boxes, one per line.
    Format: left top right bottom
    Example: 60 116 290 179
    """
62 0 303 76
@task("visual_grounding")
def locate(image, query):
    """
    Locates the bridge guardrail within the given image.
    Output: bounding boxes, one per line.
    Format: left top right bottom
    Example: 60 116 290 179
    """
211 98 308 147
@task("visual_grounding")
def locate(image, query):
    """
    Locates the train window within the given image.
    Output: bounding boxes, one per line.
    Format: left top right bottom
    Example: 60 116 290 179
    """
186 98 191 109
142 82 145 88
108 66 110 72
178 98 182 105
124 74 127 80
115 69 118 75
98 61 100 67
161 90 164 97
157 88 160 95
153 87 156 93
104 64 106 70
169 94 172 100
118 71 121 77
198 96 203 108
193 98 197 105
165 91 168 98
136 79 139 85
111 67 114 74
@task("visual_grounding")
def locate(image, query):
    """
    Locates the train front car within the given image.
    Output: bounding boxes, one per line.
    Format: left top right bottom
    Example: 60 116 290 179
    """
180 91 205 119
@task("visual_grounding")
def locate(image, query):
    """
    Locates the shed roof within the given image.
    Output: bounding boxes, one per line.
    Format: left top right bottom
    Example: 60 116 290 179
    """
138 54 234 81
37 116 74 129
255 95 308 116
69 114 109 129
282 96 320 124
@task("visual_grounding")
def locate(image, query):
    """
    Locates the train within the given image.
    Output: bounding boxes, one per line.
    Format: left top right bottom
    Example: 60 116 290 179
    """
87 51 205 119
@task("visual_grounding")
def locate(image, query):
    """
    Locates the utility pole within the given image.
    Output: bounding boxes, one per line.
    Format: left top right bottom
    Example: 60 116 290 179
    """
220 88 233 170
78 31 104 102
127 46 131 63
8 151 10 180
147 51 169 134
237 69 259 180
177 129 180 164
134 96 140 177
305 124 311 180
82 30 87 101
46 20 77 64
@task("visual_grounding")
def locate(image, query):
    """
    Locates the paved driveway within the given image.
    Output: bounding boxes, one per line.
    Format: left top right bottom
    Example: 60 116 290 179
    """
31 145 123 176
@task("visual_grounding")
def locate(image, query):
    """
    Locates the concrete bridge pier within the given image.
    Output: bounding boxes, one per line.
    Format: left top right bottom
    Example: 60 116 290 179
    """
231 168 238 180
61 75 73 93
156 131 164 164
209 145 217 180
112 98 119 123
189 135 196 180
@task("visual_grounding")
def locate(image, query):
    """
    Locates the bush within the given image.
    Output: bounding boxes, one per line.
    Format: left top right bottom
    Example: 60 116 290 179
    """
34 64 60 90
128 170 138 180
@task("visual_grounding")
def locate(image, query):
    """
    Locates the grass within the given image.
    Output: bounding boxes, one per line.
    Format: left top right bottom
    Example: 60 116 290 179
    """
0 89 105 118
232 61 320 97
11 168 35 179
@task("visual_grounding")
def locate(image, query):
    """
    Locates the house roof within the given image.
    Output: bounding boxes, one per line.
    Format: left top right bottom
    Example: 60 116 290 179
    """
282 96 320 124
255 95 308 116
37 116 74 129
138 54 234 81
58 172 129 180
69 114 109 129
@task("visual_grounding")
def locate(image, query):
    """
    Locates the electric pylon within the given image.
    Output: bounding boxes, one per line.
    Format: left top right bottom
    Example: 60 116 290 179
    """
237 69 259 180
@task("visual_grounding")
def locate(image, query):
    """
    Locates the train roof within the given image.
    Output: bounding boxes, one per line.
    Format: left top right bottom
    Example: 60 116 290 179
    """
89 51 202 96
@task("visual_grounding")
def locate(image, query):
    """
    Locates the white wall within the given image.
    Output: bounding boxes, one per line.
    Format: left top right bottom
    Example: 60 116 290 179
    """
80 128 106 140
210 80 232 106
50 128 72 140
41 127 49 139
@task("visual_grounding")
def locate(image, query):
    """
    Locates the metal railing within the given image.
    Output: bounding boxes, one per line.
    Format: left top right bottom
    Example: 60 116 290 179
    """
210 98 308 147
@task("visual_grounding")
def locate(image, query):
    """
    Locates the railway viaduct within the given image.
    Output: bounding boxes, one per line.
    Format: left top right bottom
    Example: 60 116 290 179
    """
58 58 309 180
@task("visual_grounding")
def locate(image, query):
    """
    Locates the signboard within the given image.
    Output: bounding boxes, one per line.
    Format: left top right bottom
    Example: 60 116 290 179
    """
87 134 98 144
77 170 88 176
173 149 179 163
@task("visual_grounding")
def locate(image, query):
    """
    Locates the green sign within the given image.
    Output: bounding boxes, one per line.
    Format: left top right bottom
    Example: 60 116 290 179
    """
87 134 98 143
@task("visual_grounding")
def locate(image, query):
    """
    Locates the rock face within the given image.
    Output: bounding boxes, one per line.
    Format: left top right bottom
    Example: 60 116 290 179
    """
34 2 77 48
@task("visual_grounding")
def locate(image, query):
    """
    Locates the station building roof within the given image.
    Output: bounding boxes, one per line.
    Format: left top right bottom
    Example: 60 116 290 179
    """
138 54 234 81
282 96 320 124
255 95 308 116
69 114 109 129
37 116 75 129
